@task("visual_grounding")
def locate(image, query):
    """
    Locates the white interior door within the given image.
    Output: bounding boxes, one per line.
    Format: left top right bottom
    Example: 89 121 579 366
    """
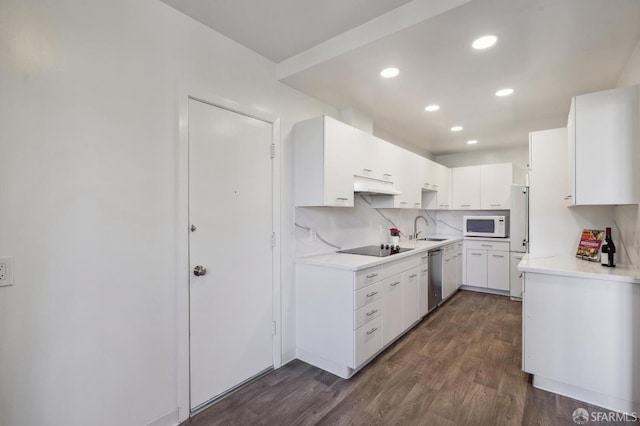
188 99 273 411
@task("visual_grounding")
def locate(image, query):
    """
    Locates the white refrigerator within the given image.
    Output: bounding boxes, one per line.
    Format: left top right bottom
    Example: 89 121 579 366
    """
509 184 528 300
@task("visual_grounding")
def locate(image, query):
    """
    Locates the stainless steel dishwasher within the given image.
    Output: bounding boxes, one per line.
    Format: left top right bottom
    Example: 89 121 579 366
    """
428 249 443 311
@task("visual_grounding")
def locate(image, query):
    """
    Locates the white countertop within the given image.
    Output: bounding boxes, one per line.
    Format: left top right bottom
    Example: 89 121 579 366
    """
518 254 640 284
295 236 464 271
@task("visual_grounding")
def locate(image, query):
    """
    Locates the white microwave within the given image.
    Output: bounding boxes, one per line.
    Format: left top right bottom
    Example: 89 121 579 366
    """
463 215 508 238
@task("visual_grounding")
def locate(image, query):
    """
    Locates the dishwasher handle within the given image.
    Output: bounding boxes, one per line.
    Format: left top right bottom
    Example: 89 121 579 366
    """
428 249 443 256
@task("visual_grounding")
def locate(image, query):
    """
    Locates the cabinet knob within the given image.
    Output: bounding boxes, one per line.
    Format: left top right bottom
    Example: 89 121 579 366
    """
193 265 207 276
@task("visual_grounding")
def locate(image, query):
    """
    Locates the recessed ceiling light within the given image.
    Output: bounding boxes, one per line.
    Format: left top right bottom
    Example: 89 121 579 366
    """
451 126 463 132
425 104 440 112
380 67 399 78
467 140 478 145
495 88 514 97
472 35 497 50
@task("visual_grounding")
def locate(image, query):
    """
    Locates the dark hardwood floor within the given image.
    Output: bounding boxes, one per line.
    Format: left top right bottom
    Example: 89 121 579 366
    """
183 290 632 426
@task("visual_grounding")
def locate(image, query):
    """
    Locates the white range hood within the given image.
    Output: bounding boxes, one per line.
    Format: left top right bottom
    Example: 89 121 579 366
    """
353 176 401 196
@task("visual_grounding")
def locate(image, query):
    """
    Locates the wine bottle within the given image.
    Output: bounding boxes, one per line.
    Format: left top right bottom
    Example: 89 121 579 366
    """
601 227 616 267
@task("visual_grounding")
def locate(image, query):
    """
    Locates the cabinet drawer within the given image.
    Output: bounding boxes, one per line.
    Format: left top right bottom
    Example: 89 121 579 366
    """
354 316 383 368
355 266 383 290
418 252 429 264
354 282 382 309
465 239 509 251
354 299 382 329
383 255 421 278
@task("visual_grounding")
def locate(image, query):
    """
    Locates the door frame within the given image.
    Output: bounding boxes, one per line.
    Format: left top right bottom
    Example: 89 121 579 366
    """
176 89 282 422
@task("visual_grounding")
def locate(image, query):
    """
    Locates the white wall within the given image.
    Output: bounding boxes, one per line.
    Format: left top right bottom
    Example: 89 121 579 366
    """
0 1 336 425
615 38 640 269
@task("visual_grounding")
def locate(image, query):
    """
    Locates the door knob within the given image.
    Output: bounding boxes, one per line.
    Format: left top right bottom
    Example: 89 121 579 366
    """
193 265 207 276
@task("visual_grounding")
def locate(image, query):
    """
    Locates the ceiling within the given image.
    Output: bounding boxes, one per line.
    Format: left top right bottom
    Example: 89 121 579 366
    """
160 0 640 156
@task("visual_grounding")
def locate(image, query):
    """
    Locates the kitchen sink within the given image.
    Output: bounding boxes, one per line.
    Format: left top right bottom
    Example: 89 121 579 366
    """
418 237 448 242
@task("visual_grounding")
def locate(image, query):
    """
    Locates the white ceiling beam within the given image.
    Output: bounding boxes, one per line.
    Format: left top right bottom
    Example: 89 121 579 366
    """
276 0 473 80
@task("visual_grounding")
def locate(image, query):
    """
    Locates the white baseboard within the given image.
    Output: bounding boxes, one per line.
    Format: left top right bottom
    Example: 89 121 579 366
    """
459 285 509 296
146 409 180 426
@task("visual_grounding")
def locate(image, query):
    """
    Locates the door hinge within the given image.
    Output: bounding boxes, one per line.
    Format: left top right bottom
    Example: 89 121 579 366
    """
270 144 275 159
271 232 276 247
272 321 277 336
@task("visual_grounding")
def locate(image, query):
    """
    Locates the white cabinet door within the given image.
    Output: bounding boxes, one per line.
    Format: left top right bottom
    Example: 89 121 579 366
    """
480 164 513 209
487 251 509 291
418 263 429 317
452 166 481 209
465 249 487 287
376 137 402 183
351 129 378 179
402 267 421 329
572 85 639 205
294 116 354 207
442 253 456 299
510 253 525 299
435 163 452 209
324 118 356 206
566 99 576 205
381 275 403 346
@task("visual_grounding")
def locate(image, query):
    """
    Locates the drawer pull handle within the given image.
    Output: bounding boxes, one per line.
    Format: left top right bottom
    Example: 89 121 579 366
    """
366 309 378 317
366 291 378 298
384 173 392 177
460 204 471 207
366 327 378 335
481 244 492 247
490 204 501 207
363 168 373 172
390 281 401 287
336 197 349 201
400 201 408 204
366 273 378 279
471 253 483 256
492 254 505 258
421 255 428 259
409 274 417 278
422 269 428 273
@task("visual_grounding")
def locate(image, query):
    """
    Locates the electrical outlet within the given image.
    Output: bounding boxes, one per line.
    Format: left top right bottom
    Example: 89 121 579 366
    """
310 228 318 242
0 257 14 287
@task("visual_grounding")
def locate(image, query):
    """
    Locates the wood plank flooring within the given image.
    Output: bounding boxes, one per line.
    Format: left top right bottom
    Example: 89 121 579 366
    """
183 290 632 426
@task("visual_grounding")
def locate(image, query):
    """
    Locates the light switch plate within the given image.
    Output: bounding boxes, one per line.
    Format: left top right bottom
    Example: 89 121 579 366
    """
0 257 14 287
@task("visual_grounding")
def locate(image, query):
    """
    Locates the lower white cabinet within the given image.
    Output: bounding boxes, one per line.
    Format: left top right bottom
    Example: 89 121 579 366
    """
418 256 429 316
509 252 525 299
464 240 510 291
296 252 427 378
381 275 403 346
402 267 421 329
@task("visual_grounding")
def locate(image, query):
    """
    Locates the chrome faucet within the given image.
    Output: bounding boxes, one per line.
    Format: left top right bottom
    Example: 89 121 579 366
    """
413 215 429 239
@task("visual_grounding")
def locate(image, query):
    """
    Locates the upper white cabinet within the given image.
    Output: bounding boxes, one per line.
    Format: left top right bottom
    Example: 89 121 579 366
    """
423 162 452 210
567 85 639 205
351 128 379 180
452 166 481 209
480 163 513 209
451 164 515 210
369 141 422 209
294 116 356 207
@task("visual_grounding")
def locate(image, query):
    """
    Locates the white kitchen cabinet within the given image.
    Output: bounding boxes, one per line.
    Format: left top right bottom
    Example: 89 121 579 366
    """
522 271 640 414
423 162 451 210
442 251 457 300
465 249 487 287
452 166 481 209
369 141 422 209
509 252 524 299
381 275 403 346
418 256 429 317
567 85 639 205
480 164 514 209
294 116 355 207
296 252 429 378
487 251 509 291
464 239 510 291
351 128 378 179
402 267 421 329
451 164 514 210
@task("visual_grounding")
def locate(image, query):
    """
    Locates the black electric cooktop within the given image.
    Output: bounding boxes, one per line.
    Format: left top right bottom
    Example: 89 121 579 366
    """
337 245 414 257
